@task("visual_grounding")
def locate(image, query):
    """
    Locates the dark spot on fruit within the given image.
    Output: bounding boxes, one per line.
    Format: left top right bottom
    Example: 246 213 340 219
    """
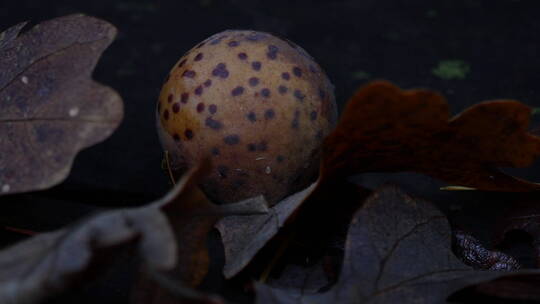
224 134 240 145
291 110 300 129
319 88 326 100
205 117 223 130
278 85 288 95
185 129 194 139
194 53 204 61
197 102 205 113
167 94 173 103
177 59 187 68
204 79 212 87
246 32 265 41
211 147 220 156
163 110 169 120
267 45 278 59
183 70 196 78
276 155 285 162
293 66 302 77
247 143 256 152
209 104 217 114
172 103 180 113
281 72 290 80
249 77 259 87
217 165 229 178
309 65 317 73
247 111 257 122
264 109 275 120
231 86 244 96
238 52 248 60
212 63 229 78
173 133 180 141
195 85 203 95
294 89 305 101
228 40 239 47
252 61 262 71
261 88 271 97
310 111 318 121
257 141 268 151
181 93 189 103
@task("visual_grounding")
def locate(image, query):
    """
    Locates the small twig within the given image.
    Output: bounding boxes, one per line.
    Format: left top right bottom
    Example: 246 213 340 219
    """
4 226 37 236
163 150 176 185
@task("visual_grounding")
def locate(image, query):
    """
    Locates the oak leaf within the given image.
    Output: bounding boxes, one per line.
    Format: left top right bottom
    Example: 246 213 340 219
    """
0 14 123 195
323 80 540 191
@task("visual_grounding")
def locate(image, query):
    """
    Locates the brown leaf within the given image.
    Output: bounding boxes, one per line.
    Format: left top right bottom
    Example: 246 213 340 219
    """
255 186 540 304
0 14 123 195
322 80 540 191
0 162 267 303
0 185 175 304
215 181 318 279
158 160 269 287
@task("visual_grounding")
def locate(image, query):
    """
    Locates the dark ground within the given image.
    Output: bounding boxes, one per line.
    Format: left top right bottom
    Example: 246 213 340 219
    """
1 0 540 303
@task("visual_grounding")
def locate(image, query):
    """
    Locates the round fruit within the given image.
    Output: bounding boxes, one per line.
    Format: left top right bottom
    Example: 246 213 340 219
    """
156 30 337 205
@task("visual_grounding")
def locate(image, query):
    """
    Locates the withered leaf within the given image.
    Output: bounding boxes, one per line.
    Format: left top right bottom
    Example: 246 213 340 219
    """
266 262 331 295
216 181 318 279
0 163 267 303
453 229 521 270
155 159 269 287
0 14 123 195
493 198 540 267
255 186 540 304
0 186 175 304
323 81 540 191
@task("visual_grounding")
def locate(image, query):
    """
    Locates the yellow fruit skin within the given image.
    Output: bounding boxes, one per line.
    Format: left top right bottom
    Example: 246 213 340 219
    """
157 30 337 205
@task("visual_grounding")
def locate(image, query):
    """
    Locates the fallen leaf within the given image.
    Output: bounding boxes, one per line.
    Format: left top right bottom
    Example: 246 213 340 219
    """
468 273 540 301
0 14 123 195
216 181 318 279
158 160 269 286
453 229 521 270
0 186 175 304
493 198 540 267
133 270 225 304
323 80 540 191
0 163 267 303
255 186 540 304
216 80 540 282
266 262 331 294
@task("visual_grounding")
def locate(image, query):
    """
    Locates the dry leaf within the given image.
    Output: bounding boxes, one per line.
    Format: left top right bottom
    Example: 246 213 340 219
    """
216 79 540 281
0 162 267 303
453 229 521 270
216 181 318 279
323 80 540 191
0 185 176 304
158 160 269 286
255 186 540 304
0 14 123 195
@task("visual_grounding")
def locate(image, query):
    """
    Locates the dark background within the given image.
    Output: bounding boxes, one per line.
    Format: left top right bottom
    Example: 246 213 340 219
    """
1 0 540 302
